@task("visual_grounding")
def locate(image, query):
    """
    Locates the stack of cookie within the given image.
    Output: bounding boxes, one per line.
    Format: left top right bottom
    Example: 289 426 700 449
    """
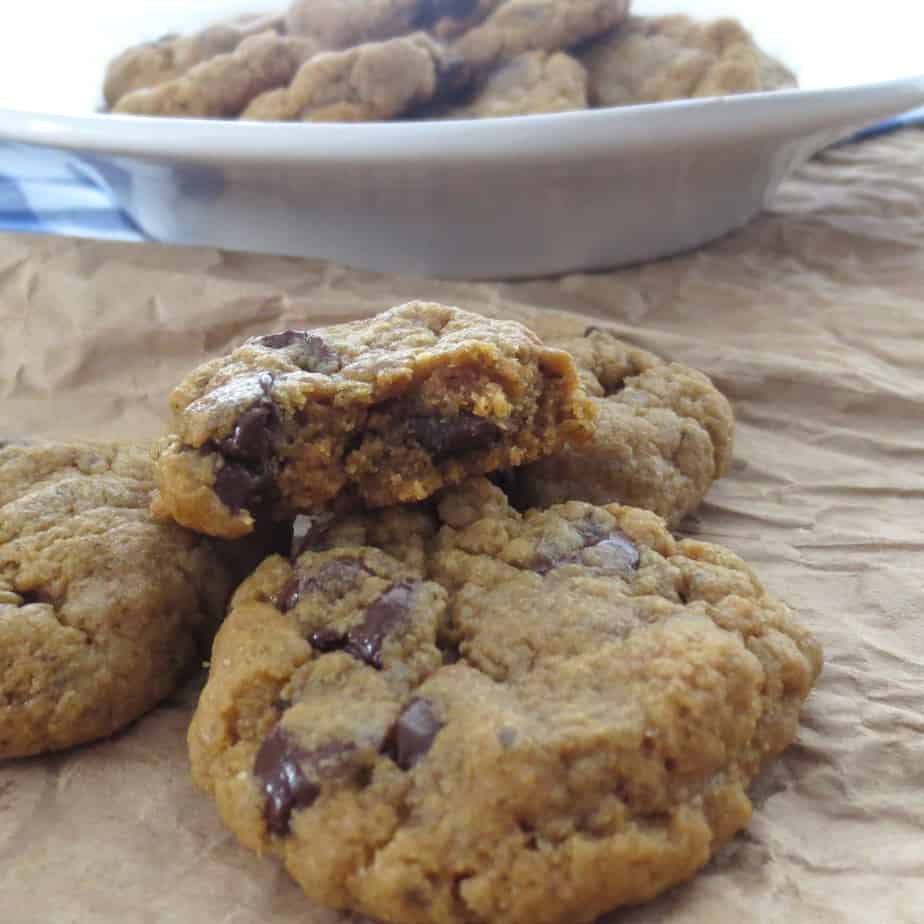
102 0 795 122
0 302 821 924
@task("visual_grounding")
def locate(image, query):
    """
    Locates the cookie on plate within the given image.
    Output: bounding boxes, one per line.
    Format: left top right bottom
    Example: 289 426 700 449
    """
441 50 587 118
152 302 595 538
286 0 503 50
102 12 285 109
114 31 319 118
452 0 629 71
0 441 236 759
189 476 821 924
242 33 460 122
582 15 797 109
510 327 734 525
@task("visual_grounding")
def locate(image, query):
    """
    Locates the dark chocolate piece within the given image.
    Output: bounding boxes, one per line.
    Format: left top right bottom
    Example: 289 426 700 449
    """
256 330 340 374
384 699 444 770
220 400 279 463
253 726 319 836
532 521 640 576
407 413 501 457
213 463 272 515
344 581 417 669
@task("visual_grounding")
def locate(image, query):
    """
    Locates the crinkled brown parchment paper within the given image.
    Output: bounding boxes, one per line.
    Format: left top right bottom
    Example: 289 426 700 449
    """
1 132 924 924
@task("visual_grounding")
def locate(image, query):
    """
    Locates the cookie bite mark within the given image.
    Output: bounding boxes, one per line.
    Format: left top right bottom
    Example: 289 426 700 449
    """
383 698 444 769
155 303 595 538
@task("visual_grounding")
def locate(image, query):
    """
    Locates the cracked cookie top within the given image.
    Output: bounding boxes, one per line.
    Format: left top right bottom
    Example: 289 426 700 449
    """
0 441 235 758
189 476 821 924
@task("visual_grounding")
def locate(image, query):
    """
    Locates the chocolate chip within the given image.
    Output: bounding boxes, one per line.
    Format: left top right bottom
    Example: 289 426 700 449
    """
308 627 346 652
586 535 641 574
412 0 478 27
213 463 272 514
257 330 307 349
257 330 339 374
344 581 417 669
575 520 612 547
279 557 375 611
532 522 640 575
408 413 501 457
253 726 319 836
384 699 444 770
220 400 279 463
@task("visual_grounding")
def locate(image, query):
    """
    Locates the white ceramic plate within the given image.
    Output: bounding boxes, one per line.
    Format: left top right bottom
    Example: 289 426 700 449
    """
0 1 922 279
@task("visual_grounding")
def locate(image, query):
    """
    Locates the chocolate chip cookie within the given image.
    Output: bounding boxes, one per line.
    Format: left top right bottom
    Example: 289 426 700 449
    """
0 441 236 759
152 302 595 539
452 0 629 71
114 31 319 118
509 328 735 525
242 33 458 122
189 476 821 924
581 15 797 109
442 50 587 118
102 12 285 109
286 0 502 50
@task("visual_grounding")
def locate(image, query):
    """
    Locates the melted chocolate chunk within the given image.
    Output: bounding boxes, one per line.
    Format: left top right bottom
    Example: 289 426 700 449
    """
412 0 478 27
585 535 641 574
384 699 444 770
213 463 273 514
279 558 375 611
257 330 307 349
253 726 319 836
532 522 640 576
257 330 339 374
408 413 502 457
308 627 346 652
220 400 279 463
344 581 417 669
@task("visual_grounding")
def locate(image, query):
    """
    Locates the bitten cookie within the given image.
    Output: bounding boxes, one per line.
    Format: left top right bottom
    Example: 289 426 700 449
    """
152 302 595 538
0 441 236 759
511 327 735 525
189 476 821 924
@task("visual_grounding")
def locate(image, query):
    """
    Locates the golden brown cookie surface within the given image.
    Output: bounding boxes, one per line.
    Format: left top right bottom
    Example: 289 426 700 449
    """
153 303 595 538
189 476 821 924
0 441 235 759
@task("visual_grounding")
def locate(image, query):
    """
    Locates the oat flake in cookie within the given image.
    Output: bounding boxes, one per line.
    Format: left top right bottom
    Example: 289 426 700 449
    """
153 302 595 538
189 477 821 924
0 441 235 759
